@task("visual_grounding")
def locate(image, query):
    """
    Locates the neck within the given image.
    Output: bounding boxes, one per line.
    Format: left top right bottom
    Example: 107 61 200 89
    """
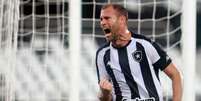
112 40 130 48
112 29 131 48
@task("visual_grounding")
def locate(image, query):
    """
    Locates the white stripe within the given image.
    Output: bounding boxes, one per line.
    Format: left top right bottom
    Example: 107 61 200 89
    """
135 39 160 64
97 47 110 80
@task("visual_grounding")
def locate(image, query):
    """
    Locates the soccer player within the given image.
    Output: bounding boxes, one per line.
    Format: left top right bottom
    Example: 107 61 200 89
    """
96 4 182 101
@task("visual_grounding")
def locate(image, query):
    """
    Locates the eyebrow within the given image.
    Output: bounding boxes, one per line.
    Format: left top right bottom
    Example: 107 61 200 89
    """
100 16 110 19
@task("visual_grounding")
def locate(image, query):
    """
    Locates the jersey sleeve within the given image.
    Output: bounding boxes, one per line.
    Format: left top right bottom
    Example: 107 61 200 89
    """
145 41 172 71
96 50 110 83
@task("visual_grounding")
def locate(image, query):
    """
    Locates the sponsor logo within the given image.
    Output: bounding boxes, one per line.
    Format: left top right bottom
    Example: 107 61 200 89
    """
122 97 155 101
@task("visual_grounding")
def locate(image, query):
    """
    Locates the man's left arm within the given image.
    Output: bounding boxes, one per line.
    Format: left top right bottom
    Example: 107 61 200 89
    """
163 63 183 101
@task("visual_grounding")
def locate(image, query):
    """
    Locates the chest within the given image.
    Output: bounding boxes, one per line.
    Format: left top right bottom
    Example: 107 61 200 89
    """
109 47 146 77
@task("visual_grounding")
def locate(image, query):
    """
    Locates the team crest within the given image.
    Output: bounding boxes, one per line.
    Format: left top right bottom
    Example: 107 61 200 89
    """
132 51 142 62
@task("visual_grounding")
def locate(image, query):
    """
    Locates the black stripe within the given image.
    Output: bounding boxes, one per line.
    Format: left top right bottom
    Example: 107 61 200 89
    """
117 47 140 99
104 49 123 101
136 42 159 101
153 58 172 81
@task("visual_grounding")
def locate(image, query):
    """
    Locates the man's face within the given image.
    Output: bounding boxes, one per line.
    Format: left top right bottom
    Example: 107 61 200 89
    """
100 7 120 37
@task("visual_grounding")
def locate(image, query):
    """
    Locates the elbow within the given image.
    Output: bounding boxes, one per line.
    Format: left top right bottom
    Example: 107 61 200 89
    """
170 69 182 81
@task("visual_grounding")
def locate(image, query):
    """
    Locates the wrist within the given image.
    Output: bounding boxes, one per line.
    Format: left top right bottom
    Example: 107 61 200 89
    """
99 93 112 101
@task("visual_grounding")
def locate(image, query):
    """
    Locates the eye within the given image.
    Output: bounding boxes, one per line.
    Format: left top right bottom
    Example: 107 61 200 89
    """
100 17 103 21
100 16 110 21
104 17 110 20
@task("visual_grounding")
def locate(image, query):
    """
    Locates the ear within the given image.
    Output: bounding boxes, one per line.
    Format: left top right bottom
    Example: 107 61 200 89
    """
119 16 126 24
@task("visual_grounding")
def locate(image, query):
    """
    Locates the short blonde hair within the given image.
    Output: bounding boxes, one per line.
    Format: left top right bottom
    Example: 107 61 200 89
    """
101 4 128 21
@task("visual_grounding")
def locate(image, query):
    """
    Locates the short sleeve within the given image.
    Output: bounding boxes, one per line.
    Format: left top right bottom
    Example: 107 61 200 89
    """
145 41 172 71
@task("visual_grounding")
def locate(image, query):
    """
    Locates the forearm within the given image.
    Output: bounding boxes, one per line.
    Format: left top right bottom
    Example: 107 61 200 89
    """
164 63 183 101
172 72 182 101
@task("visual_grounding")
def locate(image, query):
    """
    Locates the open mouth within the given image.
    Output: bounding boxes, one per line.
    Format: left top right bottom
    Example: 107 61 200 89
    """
103 28 111 33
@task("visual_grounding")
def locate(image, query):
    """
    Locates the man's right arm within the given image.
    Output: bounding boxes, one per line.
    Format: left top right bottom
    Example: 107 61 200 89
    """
99 79 113 101
96 49 112 101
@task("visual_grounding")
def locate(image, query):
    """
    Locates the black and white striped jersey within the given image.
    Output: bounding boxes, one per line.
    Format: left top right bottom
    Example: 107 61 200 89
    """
96 32 171 101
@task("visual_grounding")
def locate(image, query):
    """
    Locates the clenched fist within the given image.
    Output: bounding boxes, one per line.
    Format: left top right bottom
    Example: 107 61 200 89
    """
99 79 113 101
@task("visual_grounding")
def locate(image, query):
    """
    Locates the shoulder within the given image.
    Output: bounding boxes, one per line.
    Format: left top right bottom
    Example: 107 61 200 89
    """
130 31 154 48
130 31 164 51
96 42 110 56
130 31 152 43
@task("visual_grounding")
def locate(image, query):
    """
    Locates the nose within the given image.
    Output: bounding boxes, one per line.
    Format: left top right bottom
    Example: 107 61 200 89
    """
101 20 108 29
100 19 106 26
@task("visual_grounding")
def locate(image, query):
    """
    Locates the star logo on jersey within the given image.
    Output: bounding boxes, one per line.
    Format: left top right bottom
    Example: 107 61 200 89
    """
132 51 142 62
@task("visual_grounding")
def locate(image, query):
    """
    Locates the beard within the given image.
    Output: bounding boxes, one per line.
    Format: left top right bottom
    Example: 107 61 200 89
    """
103 28 119 42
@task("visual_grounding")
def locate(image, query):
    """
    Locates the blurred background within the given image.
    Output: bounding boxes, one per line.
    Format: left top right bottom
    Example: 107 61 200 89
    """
0 0 200 101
